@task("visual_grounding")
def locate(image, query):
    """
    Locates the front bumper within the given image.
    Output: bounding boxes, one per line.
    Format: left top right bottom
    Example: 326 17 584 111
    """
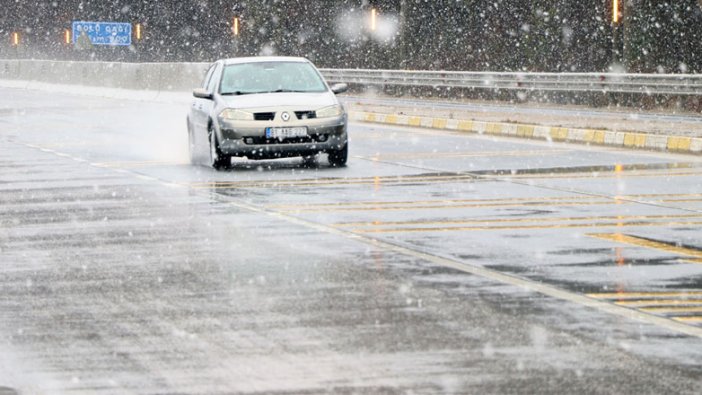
217 115 347 159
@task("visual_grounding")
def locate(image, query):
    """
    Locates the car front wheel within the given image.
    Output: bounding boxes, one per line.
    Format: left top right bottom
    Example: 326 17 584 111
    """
209 128 229 170
327 144 348 167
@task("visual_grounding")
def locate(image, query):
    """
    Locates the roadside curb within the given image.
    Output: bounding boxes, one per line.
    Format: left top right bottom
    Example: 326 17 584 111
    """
350 111 702 155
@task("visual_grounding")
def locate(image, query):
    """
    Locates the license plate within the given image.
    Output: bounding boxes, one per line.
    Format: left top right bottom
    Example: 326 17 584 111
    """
265 127 307 139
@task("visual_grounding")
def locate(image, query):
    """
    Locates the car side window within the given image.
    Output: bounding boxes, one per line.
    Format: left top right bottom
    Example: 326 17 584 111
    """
206 64 221 93
202 65 216 90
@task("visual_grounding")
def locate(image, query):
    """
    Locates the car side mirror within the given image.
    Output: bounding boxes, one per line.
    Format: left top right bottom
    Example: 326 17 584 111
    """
193 88 213 100
330 83 348 95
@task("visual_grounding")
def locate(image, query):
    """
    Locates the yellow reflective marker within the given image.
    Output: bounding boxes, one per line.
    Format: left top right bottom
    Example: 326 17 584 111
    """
432 118 447 129
517 125 535 137
550 127 568 140
486 123 502 135
457 120 473 131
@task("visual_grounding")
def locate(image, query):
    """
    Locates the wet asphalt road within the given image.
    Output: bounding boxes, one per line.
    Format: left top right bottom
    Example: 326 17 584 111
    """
1 88 702 394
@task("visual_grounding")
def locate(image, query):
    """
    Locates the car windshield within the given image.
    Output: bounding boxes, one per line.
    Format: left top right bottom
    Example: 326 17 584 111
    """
220 61 327 95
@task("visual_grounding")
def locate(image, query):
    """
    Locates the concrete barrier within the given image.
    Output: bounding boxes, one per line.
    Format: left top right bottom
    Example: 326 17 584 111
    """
0 59 209 95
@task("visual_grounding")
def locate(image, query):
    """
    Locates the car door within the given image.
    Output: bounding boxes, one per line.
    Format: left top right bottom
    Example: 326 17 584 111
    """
190 63 218 147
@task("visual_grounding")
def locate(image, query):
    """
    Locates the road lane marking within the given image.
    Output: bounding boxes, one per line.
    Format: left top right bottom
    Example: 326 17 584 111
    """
587 292 702 299
641 307 702 314
267 195 603 209
358 149 571 161
674 317 702 323
187 173 480 189
588 292 702 323
336 213 702 228
615 300 702 307
496 170 702 180
344 220 702 234
278 199 618 213
93 160 189 168
588 233 702 264
267 192 702 212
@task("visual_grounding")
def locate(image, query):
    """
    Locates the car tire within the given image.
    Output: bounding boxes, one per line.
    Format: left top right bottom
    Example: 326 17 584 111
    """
209 127 229 170
327 144 348 167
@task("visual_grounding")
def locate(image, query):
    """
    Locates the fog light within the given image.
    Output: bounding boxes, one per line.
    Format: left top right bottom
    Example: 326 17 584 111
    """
318 134 328 142
245 137 254 144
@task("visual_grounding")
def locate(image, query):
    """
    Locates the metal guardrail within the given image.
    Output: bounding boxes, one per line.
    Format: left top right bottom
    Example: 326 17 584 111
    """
1 59 700 96
320 69 702 96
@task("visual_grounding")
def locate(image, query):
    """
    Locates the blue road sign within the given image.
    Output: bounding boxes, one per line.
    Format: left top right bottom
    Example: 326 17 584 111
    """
72 21 132 46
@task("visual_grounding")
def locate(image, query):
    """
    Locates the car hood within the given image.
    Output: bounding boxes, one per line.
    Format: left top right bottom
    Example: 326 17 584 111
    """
221 91 338 110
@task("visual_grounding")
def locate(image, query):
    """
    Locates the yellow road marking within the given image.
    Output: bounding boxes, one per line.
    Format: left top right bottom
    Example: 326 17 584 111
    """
268 194 601 209
641 307 702 314
588 233 702 262
280 199 616 213
587 292 702 299
347 220 702 234
338 213 702 228
615 300 702 307
673 316 702 323
497 170 702 180
267 192 702 211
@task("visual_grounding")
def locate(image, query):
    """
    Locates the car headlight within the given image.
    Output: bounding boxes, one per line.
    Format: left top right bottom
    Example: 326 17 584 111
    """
315 105 344 118
219 109 254 121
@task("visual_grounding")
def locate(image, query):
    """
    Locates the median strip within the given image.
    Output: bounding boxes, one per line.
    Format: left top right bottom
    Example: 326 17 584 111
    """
350 111 702 155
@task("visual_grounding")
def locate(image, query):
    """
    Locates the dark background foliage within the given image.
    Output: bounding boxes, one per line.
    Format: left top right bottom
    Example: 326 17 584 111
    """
1 0 701 72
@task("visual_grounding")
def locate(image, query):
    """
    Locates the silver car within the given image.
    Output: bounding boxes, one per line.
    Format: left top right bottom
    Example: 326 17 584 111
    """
187 56 349 169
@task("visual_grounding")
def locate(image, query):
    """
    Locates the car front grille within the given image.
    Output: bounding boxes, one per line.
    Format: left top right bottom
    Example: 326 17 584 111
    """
253 112 276 121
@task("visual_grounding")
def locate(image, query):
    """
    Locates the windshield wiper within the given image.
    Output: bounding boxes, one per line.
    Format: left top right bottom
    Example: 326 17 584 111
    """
271 89 307 93
220 91 256 96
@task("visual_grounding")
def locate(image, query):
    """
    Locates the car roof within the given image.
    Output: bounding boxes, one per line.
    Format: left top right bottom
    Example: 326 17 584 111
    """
221 56 310 66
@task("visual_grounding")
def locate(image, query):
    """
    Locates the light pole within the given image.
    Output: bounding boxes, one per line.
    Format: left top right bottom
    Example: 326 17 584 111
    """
231 16 241 56
612 0 622 67
11 31 20 59
399 0 407 69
